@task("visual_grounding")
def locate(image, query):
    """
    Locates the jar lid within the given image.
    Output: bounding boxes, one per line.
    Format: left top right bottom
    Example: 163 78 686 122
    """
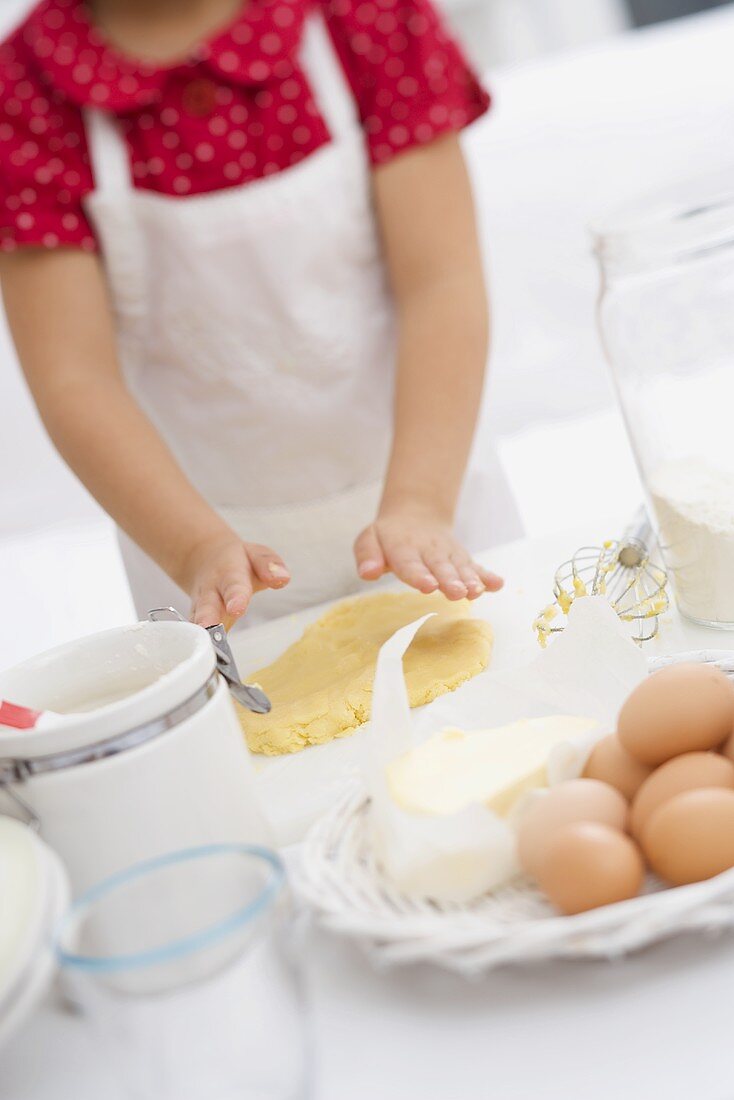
591 180 734 275
0 817 69 1048
0 621 215 759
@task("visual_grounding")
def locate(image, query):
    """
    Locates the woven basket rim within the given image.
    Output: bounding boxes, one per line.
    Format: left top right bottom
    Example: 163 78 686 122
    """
293 649 734 972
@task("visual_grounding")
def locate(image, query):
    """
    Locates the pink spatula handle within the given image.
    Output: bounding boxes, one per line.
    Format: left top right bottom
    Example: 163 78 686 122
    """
0 701 43 730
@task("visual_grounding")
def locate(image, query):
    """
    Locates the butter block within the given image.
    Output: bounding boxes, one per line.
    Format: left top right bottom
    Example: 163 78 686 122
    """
386 716 597 817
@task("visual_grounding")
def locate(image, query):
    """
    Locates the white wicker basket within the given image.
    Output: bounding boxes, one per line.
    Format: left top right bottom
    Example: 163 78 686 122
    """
293 651 734 976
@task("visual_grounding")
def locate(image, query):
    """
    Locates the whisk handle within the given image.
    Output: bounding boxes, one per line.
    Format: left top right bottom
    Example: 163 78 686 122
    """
622 505 654 548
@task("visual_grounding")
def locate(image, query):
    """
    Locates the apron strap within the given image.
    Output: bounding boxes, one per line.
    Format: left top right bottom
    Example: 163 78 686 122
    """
299 13 362 144
84 108 133 194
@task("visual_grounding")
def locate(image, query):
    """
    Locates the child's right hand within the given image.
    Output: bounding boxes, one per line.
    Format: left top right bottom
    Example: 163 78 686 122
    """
182 534 291 629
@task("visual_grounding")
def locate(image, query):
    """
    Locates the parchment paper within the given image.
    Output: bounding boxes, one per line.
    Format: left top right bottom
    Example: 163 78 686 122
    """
365 596 648 902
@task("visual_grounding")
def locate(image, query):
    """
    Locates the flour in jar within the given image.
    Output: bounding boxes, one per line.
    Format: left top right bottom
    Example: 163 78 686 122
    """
650 459 734 625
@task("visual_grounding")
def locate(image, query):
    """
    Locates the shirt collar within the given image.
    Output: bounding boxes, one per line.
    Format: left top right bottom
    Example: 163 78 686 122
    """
26 0 307 112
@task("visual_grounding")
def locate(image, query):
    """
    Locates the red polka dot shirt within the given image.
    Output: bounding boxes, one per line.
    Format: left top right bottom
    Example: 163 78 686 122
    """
0 0 489 252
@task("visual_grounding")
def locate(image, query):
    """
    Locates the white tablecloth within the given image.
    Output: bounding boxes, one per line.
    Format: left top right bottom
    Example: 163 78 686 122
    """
3 523 734 1100
304 529 734 1100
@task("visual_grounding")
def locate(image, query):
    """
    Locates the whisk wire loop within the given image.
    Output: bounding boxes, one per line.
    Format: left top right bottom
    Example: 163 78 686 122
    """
535 523 669 647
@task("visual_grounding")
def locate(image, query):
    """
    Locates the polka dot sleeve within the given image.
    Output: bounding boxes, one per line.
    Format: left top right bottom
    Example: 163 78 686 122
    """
0 34 96 253
320 0 490 165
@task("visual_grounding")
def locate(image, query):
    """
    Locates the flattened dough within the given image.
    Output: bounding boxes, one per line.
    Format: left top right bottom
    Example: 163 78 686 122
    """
239 590 493 756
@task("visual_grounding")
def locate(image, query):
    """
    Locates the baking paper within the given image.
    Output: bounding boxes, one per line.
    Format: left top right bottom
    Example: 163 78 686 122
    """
365 596 649 903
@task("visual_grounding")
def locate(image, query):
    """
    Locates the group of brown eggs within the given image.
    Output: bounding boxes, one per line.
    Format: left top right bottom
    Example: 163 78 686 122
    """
516 662 734 916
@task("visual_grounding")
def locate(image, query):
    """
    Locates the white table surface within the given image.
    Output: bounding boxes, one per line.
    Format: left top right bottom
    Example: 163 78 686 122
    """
3 524 734 1100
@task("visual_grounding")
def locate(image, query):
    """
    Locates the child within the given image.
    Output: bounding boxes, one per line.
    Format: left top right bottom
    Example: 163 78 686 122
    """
0 0 505 627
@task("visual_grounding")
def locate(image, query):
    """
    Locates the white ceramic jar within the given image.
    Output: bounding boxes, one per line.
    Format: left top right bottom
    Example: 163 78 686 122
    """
0 620 270 895
0 817 69 1049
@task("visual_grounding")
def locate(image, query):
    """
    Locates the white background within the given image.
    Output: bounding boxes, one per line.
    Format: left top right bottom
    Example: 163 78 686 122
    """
2 1 733 669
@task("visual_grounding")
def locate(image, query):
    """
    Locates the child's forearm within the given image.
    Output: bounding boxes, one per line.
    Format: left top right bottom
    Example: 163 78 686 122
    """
3 247 290 625
39 371 232 588
1 249 231 592
373 133 489 523
353 135 501 600
381 271 488 520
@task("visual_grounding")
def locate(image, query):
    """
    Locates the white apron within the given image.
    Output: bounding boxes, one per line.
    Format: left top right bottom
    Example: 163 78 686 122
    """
83 17 518 626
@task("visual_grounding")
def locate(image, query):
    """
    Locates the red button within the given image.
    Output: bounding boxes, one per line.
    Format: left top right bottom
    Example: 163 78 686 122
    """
182 78 218 117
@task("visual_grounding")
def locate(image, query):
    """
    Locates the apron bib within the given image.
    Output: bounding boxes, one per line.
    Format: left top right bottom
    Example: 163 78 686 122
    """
83 15 519 625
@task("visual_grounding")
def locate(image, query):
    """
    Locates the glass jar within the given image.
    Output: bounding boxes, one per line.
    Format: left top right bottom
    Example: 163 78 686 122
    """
56 844 311 1100
593 186 734 628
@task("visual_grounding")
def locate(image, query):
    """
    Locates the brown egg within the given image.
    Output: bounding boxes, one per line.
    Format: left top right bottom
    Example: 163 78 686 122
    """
517 778 628 879
618 663 734 766
642 787 734 886
534 822 645 915
722 731 734 763
583 733 653 801
630 751 734 839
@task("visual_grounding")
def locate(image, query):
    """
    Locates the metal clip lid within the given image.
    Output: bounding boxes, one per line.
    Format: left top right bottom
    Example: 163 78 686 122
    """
148 609 271 715
0 764 40 829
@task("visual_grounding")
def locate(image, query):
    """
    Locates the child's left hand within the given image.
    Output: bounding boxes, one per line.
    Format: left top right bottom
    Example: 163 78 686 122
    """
354 505 503 601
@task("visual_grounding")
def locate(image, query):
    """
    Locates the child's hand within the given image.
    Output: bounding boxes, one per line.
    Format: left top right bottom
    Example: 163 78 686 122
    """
354 507 503 601
183 534 290 628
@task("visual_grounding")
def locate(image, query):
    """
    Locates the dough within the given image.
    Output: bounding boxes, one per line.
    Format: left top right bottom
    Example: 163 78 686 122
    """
239 590 493 756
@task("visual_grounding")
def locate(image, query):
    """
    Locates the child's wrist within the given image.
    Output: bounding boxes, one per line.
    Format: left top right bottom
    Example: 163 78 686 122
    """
170 523 237 593
378 488 455 525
